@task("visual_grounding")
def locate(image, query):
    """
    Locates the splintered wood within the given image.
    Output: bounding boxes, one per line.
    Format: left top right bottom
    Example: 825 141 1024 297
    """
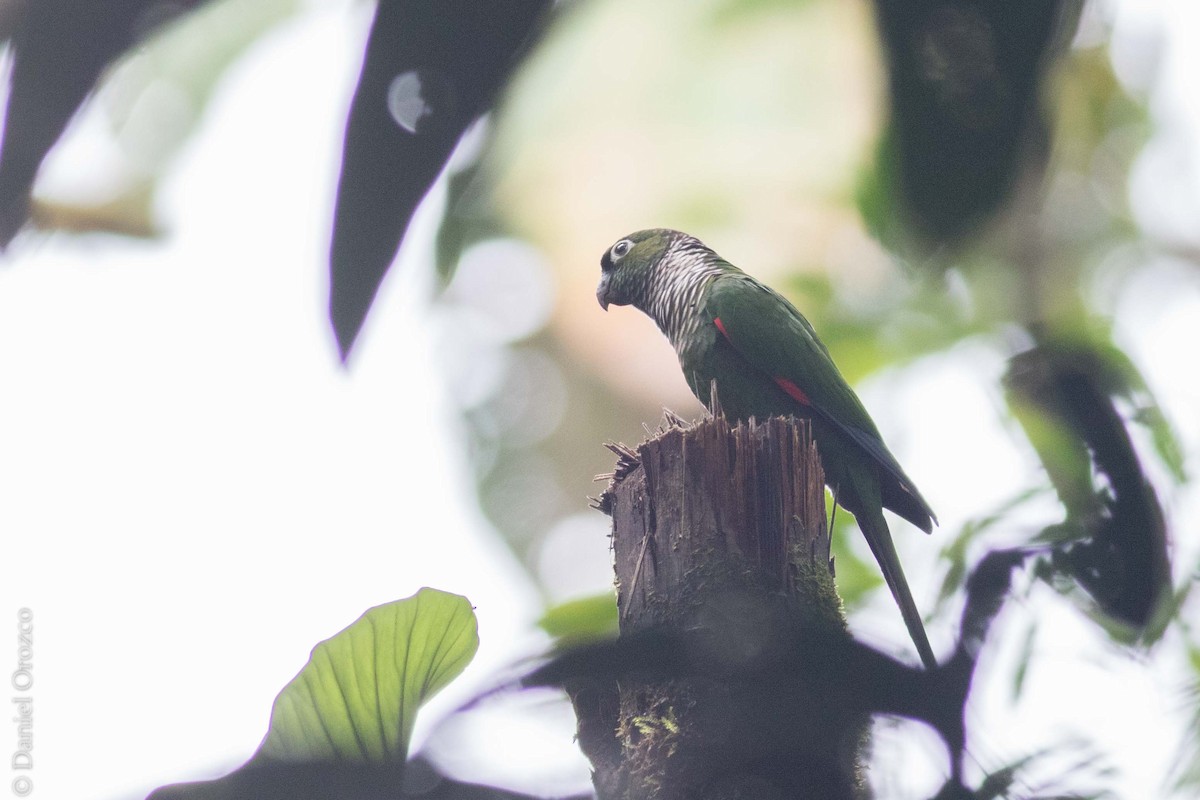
578 414 861 800
597 413 831 631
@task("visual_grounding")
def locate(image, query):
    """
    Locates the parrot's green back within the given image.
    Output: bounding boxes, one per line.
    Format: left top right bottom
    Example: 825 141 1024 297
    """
597 228 939 669
688 272 936 532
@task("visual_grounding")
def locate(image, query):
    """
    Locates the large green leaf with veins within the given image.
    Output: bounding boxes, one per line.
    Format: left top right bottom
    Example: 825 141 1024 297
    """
258 588 478 764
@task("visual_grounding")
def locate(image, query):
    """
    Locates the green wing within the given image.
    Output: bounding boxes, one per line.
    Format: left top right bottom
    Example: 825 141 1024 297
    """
705 274 875 431
703 273 936 526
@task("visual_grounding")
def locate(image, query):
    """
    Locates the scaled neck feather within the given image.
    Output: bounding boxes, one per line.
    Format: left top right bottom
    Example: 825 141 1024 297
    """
642 235 729 349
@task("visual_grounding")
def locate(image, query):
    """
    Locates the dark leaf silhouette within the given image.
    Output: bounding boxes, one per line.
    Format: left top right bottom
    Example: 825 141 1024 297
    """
328 0 550 359
523 548 1029 794
148 761 409 800
0 0 206 245
149 756 577 800
870 0 1083 243
1006 340 1171 632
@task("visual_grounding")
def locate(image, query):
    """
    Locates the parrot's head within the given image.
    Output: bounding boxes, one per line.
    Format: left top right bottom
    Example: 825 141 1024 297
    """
596 228 682 311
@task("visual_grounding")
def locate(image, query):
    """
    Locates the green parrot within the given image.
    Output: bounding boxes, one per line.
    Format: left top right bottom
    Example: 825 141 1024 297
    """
597 228 938 669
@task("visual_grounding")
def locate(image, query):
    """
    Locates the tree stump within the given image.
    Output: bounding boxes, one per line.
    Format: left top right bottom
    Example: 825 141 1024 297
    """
579 414 869 800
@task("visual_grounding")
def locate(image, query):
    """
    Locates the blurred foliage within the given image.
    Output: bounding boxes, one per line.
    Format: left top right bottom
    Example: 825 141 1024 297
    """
436 0 1198 792
3 0 1200 795
452 0 1188 634
1172 644 1200 794
327 0 549 357
869 0 1082 244
0 0 175 242
4 0 300 238
933 487 1046 614
967 742 1117 800
1009 339 1173 638
538 593 619 646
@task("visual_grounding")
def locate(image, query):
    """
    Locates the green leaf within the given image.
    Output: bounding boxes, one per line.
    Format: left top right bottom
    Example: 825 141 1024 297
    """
935 487 1046 612
435 160 508 288
1094 341 1187 484
538 593 619 645
258 588 479 764
1010 622 1038 703
854 126 901 252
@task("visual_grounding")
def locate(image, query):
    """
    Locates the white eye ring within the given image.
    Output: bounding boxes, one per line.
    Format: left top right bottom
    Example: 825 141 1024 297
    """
611 239 632 260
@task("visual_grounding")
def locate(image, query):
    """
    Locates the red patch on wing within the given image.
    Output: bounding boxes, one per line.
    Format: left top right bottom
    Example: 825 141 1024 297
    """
774 376 811 406
713 317 729 338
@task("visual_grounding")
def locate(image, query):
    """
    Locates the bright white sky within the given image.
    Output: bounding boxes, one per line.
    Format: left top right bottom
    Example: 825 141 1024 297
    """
1 2 1199 799
0 5 564 797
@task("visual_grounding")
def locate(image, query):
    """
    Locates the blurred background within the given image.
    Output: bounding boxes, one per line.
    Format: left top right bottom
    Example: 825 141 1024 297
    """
1 0 1199 797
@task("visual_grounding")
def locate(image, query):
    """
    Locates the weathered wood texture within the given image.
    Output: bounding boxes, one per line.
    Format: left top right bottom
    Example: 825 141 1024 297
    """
580 414 868 800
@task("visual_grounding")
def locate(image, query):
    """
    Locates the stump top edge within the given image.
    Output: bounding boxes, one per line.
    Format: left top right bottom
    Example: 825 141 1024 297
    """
592 411 816 516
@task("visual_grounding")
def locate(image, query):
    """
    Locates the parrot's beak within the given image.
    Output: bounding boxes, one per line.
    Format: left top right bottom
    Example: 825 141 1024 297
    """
596 277 610 310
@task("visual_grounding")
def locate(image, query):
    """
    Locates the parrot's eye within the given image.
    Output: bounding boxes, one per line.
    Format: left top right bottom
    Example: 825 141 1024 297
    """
611 239 633 261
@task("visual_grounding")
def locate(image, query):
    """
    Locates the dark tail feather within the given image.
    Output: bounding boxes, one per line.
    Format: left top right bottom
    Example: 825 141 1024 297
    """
857 504 938 670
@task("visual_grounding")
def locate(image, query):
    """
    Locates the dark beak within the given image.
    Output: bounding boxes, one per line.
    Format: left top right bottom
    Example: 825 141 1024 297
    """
596 276 610 310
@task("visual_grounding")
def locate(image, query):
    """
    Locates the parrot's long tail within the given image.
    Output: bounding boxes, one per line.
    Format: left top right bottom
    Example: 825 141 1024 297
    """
856 504 938 670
